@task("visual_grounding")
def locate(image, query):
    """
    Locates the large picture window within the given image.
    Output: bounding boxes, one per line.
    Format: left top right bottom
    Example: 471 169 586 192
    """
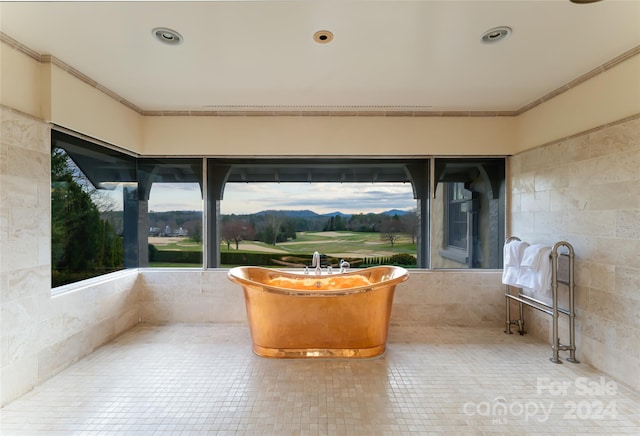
208 158 430 269
51 130 506 288
51 130 136 287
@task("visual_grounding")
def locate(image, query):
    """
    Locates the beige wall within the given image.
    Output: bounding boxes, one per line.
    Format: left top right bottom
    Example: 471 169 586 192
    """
0 43 43 119
0 107 140 406
141 115 516 156
515 55 640 153
48 64 143 153
509 115 640 392
0 42 143 153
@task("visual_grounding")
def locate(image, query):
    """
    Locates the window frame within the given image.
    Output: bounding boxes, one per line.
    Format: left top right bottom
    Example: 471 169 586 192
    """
138 157 205 269
206 157 431 268
51 128 507 290
51 130 137 288
433 157 505 269
440 182 472 265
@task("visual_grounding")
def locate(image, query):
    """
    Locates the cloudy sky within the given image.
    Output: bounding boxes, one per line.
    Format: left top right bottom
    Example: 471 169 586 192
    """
146 182 416 215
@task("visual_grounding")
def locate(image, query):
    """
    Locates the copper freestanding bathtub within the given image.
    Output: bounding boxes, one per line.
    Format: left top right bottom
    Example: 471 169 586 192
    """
227 266 409 358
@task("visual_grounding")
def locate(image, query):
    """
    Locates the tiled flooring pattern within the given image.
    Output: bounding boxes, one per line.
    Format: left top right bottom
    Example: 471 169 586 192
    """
1 324 638 435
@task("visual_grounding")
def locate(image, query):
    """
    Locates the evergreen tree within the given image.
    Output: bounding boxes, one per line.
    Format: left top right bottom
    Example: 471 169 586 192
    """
51 148 123 285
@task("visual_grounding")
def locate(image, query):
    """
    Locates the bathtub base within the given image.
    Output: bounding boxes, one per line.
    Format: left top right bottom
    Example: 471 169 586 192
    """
253 344 386 359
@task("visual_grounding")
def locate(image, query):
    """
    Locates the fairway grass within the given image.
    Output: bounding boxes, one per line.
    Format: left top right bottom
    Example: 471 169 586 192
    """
222 230 416 258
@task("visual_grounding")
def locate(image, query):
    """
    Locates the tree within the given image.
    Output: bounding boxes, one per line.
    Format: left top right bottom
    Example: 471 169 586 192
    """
183 219 203 243
401 211 418 244
52 148 103 271
324 214 346 231
324 216 334 231
221 219 256 250
279 219 297 242
51 148 123 286
379 216 404 248
323 215 347 232
264 213 284 245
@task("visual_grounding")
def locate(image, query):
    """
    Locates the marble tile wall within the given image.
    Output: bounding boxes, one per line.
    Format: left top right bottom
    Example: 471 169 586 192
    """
0 106 140 406
509 115 640 392
138 269 506 328
391 270 504 327
138 270 246 323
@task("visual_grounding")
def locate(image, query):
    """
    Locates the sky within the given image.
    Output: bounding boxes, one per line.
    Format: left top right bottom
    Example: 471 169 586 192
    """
146 182 416 215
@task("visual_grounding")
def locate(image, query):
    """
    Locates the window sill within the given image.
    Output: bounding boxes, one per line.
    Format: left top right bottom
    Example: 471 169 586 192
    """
438 247 468 264
51 269 139 297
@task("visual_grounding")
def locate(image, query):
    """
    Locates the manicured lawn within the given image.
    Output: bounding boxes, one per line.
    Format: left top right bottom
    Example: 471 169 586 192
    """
222 230 416 257
149 237 202 252
152 232 416 268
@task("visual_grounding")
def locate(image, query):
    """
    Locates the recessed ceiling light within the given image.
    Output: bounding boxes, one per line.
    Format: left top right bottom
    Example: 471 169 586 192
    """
569 0 603 3
152 27 183 46
313 30 334 44
480 26 511 44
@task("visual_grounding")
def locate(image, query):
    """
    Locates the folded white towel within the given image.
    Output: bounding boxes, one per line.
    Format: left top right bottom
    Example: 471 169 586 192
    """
504 240 529 266
520 244 549 269
515 245 552 293
502 240 529 286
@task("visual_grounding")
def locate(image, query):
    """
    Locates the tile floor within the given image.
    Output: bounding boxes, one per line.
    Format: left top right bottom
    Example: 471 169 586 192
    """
1 323 638 435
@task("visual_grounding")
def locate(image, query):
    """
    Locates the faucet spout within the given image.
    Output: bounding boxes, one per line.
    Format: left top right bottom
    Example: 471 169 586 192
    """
312 251 322 275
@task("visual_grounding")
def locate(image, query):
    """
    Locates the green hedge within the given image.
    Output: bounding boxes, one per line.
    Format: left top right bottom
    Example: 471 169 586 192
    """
221 251 281 266
361 253 417 267
153 250 202 263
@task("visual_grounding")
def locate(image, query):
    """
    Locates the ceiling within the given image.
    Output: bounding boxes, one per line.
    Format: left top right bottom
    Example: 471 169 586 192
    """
1 1 640 114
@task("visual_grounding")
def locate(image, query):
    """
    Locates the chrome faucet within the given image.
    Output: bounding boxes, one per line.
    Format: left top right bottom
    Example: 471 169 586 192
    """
339 259 350 273
312 251 322 275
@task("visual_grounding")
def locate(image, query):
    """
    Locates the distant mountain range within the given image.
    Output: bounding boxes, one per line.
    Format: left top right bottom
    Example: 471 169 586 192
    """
254 209 411 218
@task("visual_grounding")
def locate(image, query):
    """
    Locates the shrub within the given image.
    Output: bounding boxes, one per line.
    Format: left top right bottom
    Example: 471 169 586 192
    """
389 253 417 266
148 244 158 262
153 250 202 263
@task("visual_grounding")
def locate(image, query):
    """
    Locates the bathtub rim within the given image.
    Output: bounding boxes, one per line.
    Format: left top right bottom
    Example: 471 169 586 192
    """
227 265 409 297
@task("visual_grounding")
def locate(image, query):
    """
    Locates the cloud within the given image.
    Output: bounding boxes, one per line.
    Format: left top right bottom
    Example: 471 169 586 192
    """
221 182 415 214
140 181 415 214
148 183 203 212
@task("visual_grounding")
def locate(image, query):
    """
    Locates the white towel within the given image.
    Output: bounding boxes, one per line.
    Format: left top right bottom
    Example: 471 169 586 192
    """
502 240 529 286
515 244 552 293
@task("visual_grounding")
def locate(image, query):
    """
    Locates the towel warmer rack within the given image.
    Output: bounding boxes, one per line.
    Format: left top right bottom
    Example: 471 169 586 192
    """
504 236 579 364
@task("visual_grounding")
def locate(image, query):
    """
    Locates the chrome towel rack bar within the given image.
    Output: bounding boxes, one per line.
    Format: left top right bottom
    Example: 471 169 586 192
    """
504 236 579 364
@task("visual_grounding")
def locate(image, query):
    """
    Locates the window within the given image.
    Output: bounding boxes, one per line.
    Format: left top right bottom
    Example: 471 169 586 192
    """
207 158 429 268
51 130 505 285
138 158 204 268
51 130 136 287
219 182 417 269
446 182 472 250
432 158 505 269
